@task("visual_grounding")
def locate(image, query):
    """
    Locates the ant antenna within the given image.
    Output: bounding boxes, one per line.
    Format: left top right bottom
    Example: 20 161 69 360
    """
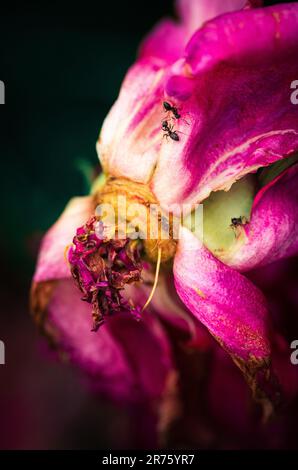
175 129 190 138
142 246 162 311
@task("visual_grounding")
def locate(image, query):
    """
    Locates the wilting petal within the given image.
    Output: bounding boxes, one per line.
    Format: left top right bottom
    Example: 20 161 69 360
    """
222 164 298 271
97 59 166 183
34 196 95 282
174 227 281 409
106 310 173 401
152 4 298 209
31 279 173 403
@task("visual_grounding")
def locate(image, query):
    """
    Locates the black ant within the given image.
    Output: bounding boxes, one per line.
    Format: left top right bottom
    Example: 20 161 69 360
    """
230 216 248 228
162 120 179 141
163 101 181 120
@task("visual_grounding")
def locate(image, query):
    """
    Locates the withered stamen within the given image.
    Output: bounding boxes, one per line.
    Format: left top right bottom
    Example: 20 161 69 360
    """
68 216 142 330
142 246 162 311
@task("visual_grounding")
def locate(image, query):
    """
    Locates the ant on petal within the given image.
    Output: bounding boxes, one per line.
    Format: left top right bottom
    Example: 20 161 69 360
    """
162 120 179 141
163 101 181 120
230 216 248 230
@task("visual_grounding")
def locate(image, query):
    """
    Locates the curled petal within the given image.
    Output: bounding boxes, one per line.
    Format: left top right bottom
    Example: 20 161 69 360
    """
222 164 298 271
174 227 281 410
33 196 95 283
152 4 298 209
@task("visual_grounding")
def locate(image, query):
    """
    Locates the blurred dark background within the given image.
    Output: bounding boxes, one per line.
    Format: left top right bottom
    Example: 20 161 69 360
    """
0 0 293 449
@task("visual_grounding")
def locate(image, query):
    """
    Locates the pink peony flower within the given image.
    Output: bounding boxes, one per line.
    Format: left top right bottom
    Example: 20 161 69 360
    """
31 0 298 446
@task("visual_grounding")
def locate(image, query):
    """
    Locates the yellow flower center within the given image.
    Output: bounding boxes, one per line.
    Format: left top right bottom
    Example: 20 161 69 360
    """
94 176 177 264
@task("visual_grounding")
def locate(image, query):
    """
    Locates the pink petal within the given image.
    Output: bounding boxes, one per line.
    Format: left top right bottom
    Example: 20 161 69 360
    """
174 226 281 407
139 0 258 65
222 164 298 271
152 4 298 209
138 19 185 65
177 0 261 38
97 59 167 184
33 196 94 282
35 279 173 403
